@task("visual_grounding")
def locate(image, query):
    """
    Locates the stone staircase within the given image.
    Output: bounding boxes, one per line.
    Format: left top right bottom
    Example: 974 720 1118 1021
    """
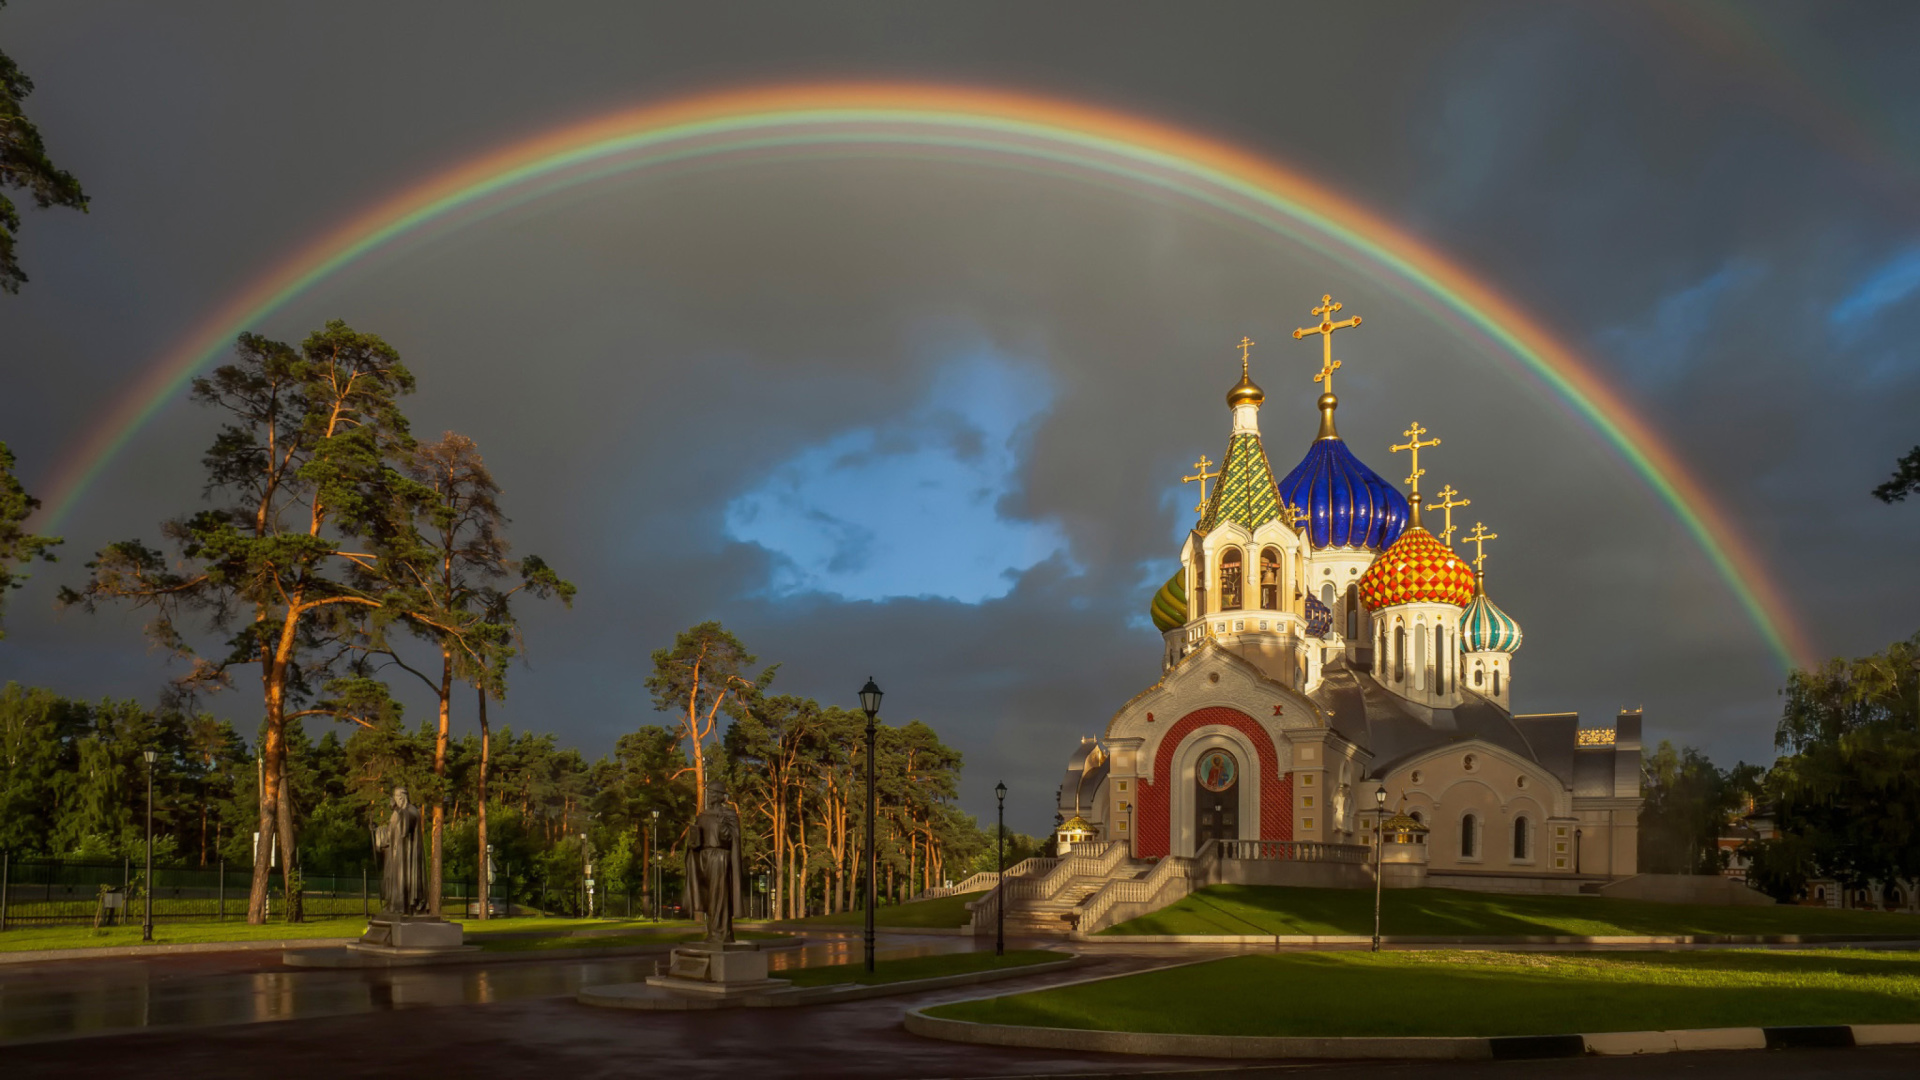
1003 865 1153 934
968 838 1375 937
969 842 1152 937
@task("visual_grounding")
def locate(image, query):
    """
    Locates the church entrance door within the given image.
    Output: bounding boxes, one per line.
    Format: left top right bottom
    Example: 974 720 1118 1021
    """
1194 748 1241 851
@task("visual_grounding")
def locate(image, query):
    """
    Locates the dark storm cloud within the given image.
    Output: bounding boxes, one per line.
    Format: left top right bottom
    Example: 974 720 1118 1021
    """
2 1 1917 831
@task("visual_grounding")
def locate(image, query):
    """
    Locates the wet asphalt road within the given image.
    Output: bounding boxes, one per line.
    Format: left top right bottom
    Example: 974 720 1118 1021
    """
0 933 1911 1078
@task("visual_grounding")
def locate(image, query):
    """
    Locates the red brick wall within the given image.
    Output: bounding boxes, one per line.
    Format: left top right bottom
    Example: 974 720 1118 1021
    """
1136 706 1292 857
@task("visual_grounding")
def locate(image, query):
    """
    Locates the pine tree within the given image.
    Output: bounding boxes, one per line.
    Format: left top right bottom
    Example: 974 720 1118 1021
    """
62 322 420 922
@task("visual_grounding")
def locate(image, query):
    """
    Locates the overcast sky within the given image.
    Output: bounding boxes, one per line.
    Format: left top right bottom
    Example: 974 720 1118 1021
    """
3 2 1917 833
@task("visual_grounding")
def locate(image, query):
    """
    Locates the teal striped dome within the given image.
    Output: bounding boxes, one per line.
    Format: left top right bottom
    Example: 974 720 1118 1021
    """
1459 582 1522 654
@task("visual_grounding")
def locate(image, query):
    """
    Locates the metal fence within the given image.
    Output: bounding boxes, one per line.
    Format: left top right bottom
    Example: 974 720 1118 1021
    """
0 852 699 928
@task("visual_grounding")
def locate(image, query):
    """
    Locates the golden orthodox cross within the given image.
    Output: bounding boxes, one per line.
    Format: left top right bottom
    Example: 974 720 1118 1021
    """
1292 293 1361 394
1389 422 1441 501
1278 501 1305 529
1429 485 1470 546
1183 454 1219 514
1463 521 1498 574
1237 335 1256 377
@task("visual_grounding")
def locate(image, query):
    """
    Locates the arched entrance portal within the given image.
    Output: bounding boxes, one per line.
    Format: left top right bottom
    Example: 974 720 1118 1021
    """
1194 748 1241 849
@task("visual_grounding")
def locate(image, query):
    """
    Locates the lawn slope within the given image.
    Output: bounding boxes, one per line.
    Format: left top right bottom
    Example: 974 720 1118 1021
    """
791 890 983 929
1103 885 1920 937
929 950 1920 1037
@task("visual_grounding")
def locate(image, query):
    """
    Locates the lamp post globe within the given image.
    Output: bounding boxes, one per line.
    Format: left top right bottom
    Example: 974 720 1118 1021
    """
994 781 1007 956
142 749 157 942
859 678 882 973
1371 785 1387 953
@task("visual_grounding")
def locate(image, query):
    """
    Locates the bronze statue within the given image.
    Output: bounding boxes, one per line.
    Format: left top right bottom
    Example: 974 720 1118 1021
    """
373 785 427 916
684 777 742 943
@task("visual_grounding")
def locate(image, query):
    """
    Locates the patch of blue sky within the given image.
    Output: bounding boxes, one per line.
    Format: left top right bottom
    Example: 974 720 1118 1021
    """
725 351 1070 604
1831 245 1920 330
1597 259 1764 390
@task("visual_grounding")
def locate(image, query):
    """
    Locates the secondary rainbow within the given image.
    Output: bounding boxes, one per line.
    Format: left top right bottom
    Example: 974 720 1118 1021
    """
36 82 1815 672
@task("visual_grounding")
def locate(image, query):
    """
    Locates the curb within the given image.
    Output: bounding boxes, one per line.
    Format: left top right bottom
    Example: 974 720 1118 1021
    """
747 923 976 937
903 1009 1920 1060
285 934 807 968
1076 932 1920 947
578 956 1079 1011
0 937 355 965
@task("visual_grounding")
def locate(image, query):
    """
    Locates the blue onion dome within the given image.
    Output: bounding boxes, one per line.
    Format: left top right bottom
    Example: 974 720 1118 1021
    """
1459 575 1522 653
1150 568 1188 633
1304 592 1333 638
1276 436 1410 550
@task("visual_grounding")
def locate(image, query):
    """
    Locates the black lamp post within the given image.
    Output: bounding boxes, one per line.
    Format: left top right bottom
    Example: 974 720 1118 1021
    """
859 677 883 973
143 748 157 942
995 780 1007 956
1371 785 1387 953
650 809 661 921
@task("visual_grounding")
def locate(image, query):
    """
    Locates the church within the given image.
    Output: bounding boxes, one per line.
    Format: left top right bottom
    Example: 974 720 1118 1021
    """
1054 295 1643 894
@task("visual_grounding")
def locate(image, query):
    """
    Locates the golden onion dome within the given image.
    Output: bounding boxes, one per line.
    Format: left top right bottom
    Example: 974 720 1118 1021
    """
1226 369 1266 408
1060 815 1096 835
1382 811 1426 832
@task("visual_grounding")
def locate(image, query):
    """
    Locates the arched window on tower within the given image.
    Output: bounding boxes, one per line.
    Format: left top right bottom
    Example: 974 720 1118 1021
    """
1413 623 1427 690
1493 666 1502 697
1193 561 1208 619
1434 627 1446 694
1321 583 1336 630
1513 817 1530 860
1219 547 1243 610
1376 622 1386 675
1474 664 1484 687
1345 584 1360 639
1259 547 1280 610
1393 622 1407 682
1461 813 1478 858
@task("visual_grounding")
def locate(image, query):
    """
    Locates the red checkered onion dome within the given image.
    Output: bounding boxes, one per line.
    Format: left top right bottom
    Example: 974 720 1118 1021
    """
1356 525 1476 609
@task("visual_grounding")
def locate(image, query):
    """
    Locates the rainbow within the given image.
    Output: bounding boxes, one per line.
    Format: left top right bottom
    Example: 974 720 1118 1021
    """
35 82 1815 672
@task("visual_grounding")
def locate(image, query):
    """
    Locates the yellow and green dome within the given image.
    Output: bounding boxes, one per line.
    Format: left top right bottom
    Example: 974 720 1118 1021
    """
1150 568 1188 632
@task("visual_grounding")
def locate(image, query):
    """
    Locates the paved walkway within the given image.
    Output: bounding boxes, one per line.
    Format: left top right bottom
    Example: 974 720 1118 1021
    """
3 932 1911 1078
0 929 979 1046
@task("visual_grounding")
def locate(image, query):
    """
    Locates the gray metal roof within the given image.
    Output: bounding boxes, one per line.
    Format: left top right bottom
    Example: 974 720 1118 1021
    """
1309 655 1572 784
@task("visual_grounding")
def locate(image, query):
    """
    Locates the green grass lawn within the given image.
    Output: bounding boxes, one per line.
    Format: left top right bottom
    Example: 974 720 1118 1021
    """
0 916 665 954
928 950 1920 1037
792 890 984 929
1103 885 1920 938
781 948 1060 987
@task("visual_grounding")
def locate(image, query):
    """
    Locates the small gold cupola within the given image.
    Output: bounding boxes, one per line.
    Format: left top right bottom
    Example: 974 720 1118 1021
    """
1226 335 1265 408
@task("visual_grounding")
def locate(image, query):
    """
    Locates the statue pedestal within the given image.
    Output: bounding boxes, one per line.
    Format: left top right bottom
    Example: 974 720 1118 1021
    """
645 940 789 998
349 914 470 955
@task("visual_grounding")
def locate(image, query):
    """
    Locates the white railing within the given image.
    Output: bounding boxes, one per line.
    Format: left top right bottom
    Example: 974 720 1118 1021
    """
1216 839 1370 864
965 856 1059 927
911 870 1000 901
1005 841 1128 904
1077 840 1223 932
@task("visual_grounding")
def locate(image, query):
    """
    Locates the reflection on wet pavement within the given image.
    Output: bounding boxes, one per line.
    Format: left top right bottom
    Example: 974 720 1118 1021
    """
0 931 982 1045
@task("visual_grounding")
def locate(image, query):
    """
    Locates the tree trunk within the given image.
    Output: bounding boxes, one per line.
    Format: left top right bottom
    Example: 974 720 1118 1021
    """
248 612 302 924
770 786 785 921
276 768 298 921
476 686 490 921
430 647 452 917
